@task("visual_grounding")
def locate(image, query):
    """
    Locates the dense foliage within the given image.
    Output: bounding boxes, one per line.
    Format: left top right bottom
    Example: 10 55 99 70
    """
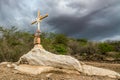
0 27 120 62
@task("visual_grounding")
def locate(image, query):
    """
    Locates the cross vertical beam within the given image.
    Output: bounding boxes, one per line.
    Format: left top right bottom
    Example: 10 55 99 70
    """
31 10 48 45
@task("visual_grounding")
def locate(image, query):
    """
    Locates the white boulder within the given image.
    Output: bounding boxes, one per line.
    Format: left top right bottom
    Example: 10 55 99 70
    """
17 45 120 79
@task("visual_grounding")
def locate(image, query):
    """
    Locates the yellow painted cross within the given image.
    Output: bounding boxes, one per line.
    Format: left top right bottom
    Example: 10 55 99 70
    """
31 10 48 32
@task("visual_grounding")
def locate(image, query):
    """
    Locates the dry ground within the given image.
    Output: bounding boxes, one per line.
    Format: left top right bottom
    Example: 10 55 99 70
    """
0 61 120 80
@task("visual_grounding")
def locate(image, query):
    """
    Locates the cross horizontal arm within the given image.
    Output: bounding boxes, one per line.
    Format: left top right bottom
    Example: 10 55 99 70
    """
31 20 37 25
40 14 48 20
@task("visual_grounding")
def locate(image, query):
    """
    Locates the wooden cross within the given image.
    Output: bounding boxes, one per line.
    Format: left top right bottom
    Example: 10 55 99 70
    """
31 10 48 45
31 10 48 32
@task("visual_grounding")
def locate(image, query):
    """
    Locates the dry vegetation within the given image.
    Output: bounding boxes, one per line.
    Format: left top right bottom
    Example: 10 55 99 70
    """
0 26 120 62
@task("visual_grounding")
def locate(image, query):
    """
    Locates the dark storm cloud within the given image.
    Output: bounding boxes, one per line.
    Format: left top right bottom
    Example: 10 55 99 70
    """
46 0 120 40
0 0 120 40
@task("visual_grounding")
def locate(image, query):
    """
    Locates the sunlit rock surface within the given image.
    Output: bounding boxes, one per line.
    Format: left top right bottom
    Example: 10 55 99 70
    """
17 45 120 79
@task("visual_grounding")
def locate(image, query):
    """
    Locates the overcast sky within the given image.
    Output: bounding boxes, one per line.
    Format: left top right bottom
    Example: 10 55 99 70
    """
0 0 120 41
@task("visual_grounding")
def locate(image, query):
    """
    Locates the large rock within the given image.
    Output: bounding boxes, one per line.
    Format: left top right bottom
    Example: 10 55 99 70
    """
82 65 120 78
18 45 83 72
17 45 120 79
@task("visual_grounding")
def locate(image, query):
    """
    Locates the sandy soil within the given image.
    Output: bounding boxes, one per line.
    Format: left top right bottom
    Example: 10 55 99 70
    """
0 61 120 80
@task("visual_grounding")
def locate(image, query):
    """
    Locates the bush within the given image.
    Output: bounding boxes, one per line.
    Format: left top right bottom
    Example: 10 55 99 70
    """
0 26 33 62
54 34 68 46
98 43 114 54
68 40 80 55
54 44 67 55
80 42 99 55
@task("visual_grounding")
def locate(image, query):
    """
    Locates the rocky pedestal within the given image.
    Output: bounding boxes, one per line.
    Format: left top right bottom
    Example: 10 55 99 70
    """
18 44 83 72
16 45 120 79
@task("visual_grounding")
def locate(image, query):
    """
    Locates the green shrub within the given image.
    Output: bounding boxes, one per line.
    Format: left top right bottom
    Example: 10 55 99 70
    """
54 34 68 46
98 43 114 54
54 44 67 55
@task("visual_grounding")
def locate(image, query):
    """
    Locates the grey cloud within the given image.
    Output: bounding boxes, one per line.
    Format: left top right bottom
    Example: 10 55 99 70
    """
46 0 120 40
0 0 120 40
0 0 37 31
